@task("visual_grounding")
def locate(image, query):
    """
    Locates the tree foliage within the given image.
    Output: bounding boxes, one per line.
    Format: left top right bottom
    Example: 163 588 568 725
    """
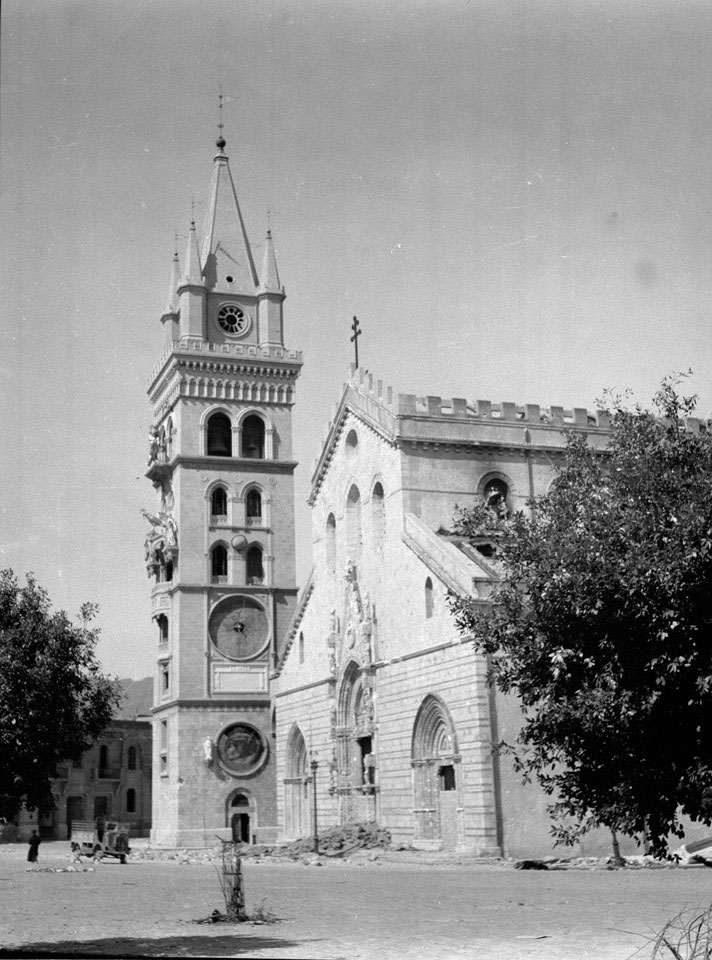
450 376 712 856
0 570 121 820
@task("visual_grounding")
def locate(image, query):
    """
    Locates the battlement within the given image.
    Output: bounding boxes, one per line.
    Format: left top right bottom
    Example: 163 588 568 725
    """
149 340 303 386
311 367 710 492
345 364 609 428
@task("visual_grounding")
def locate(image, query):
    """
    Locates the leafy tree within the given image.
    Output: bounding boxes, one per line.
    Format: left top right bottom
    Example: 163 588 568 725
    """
0 570 121 820
450 376 712 857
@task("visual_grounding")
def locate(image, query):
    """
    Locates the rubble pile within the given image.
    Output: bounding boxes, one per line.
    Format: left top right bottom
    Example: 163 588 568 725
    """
131 822 392 865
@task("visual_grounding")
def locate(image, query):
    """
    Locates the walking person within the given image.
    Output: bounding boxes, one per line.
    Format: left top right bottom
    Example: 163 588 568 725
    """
27 829 41 864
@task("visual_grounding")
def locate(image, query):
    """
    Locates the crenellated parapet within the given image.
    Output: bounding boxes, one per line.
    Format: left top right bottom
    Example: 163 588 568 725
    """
343 362 608 427
310 366 610 500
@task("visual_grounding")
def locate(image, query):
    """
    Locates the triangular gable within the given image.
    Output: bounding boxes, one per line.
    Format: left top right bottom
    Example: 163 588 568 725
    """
309 372 398 506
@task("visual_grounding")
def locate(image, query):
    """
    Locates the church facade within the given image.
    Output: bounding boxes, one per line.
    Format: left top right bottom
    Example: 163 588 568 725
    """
144 135 301 846
273 369 614 858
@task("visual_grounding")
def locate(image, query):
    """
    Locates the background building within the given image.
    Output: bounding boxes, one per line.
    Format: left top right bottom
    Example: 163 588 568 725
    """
15 678 153 842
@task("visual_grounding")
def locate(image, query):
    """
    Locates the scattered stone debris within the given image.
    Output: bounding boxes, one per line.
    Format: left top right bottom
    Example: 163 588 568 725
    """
27 866 95 873
134 821 392 866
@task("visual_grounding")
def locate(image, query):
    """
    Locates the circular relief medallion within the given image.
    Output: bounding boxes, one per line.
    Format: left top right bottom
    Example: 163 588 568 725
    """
209 596 269 660
217 723 267 776
217 303 250 336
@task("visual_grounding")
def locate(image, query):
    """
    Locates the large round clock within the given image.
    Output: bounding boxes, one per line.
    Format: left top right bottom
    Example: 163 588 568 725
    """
217 304 250 336
209 597 268 660
217 722 268 776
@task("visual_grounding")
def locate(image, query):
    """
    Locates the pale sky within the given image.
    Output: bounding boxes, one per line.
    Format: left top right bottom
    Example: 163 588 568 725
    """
2 0 711 679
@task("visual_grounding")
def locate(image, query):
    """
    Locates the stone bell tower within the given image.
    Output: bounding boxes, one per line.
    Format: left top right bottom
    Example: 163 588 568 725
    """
145 133 303 846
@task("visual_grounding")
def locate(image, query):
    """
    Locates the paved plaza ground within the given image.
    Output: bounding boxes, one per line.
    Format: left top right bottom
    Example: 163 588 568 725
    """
0 841 711 959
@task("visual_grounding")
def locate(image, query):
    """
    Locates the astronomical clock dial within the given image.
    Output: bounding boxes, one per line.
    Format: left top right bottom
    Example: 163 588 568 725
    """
209 597 268 660
217 723 267 776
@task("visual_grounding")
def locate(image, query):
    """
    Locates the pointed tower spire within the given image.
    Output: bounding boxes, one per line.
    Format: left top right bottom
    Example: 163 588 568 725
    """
200 135 258 293
259 229 282 292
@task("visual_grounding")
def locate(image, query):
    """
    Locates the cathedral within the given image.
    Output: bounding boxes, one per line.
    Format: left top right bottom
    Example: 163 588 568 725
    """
144 133 618 856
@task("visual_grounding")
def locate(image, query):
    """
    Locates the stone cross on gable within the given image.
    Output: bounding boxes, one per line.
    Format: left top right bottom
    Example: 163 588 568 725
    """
350 316 362 368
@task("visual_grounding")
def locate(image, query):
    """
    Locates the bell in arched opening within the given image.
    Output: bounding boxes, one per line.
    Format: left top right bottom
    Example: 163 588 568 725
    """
241 415 265 459
207 413 232 457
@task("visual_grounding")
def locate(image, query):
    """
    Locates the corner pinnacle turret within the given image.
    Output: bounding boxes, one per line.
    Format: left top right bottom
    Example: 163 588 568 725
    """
259 229 282 293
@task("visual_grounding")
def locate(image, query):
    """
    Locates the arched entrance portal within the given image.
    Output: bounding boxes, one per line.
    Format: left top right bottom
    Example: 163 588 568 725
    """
335 661 377 824
411 695 464 850
283 725 310 839
227 793 252 844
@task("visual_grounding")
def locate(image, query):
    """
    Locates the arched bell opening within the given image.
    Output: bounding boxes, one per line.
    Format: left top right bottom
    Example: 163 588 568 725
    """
207 412 233 457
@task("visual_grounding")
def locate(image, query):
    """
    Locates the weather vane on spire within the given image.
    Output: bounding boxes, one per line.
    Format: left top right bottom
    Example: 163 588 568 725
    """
217 87 238 149
350 316 362 368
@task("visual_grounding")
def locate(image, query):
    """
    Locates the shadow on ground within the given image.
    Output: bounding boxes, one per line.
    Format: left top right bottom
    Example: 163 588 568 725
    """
0 933 319 958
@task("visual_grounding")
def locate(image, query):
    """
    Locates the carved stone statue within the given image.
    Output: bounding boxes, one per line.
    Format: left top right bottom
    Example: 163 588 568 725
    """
147 427 160 465
142 506 178 575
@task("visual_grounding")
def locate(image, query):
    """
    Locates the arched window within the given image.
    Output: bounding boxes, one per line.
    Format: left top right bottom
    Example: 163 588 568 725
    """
242 415 265 459
298 632 305 664
346 485 362 565
207 412 232 457
126 788 136 814
372 482 385 556
246 489 262 520
246 545 264 584
483 477 509 518
325 513 337 576
345 429 358 458
211 486 228 518
425 578 434 619
127 746 137 771
211 544 228 582
156 614 168 644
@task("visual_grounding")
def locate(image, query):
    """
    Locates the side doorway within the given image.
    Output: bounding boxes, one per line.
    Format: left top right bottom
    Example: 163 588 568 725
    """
66 796 84 840
228 793 253 844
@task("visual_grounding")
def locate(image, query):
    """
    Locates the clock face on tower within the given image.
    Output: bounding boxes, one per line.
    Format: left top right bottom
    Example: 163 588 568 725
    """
217 303 250 336
209 596 269 660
